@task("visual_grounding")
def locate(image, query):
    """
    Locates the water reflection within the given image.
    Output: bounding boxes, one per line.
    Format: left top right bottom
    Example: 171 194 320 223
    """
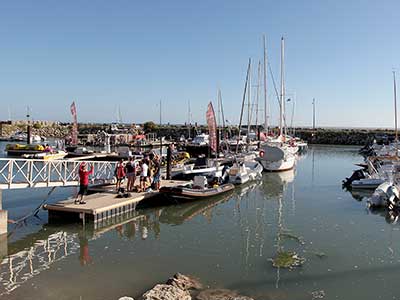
0 181 266 297
7 146 400 299
348 188 374 202
0 231 80 296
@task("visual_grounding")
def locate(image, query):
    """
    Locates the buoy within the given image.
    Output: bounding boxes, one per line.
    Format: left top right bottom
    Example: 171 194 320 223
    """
259 150 265 157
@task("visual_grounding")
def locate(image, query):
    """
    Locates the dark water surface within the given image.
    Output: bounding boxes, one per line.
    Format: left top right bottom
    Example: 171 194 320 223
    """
1 144 399 300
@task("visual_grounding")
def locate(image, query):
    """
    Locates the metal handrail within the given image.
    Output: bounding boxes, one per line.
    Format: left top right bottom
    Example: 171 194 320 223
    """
0 158 118 189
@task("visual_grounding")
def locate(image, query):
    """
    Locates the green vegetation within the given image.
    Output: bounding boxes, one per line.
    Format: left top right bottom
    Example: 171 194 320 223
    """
270 251 306 269
143 121 159 132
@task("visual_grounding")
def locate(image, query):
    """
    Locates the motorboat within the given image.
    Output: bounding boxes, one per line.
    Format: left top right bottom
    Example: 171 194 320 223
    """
244 160 263 180
10 131 27 141
256 143 295 171
191 133 209 146
351 178 385 189
159 176 235 202
227 160 263 185
6 143 47 157
295 138 308 152
22 150 68 160
181 157 225 178
367 181 400 210
228 162 250 185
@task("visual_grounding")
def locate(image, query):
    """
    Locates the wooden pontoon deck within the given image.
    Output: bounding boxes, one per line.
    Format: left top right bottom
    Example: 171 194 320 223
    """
44 180 190 224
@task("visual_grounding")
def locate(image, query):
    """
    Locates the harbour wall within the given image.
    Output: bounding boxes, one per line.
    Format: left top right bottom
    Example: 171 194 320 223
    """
1 122 396 146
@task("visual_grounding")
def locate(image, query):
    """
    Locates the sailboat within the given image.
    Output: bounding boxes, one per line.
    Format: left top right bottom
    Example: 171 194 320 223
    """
256 37 296 171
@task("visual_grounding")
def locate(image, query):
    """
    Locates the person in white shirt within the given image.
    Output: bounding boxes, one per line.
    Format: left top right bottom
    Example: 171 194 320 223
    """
140 160 149 191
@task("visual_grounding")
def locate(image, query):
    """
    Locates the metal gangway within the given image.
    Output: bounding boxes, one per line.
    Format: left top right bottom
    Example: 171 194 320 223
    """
0 158 118 189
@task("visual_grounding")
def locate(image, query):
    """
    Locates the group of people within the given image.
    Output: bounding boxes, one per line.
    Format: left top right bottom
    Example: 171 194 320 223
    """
114 154 161 193
75 153 162 205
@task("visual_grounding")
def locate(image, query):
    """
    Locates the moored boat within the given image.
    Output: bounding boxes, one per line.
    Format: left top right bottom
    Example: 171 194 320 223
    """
6 143 46 157
22 150 68 160
228 160 263 185
159 176 235 201
255 144 295 171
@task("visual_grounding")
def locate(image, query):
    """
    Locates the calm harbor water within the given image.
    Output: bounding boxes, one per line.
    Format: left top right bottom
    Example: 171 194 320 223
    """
1 143 400 299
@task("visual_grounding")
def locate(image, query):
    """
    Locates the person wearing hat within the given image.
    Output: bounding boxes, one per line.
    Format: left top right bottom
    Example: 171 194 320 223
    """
75 162 93 204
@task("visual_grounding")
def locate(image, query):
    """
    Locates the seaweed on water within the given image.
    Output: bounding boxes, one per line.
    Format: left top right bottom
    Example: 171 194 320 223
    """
269 250 306 269
279 230 305 245
304 249 327 259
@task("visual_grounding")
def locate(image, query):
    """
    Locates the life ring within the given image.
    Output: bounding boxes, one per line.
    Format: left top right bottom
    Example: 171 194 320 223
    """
259 150 265 157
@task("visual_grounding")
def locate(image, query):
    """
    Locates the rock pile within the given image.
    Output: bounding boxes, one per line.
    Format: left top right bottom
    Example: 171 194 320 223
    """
118 273 254 300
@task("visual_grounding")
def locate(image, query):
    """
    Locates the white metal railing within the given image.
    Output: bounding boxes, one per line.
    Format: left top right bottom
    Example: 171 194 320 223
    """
0 158 118 189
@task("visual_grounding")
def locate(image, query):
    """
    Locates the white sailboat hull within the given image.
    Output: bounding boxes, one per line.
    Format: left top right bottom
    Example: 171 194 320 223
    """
256 143 296 172
257 155 295 171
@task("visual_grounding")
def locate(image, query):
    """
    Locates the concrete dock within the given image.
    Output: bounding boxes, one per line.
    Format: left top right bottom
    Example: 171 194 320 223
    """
44 179 189 225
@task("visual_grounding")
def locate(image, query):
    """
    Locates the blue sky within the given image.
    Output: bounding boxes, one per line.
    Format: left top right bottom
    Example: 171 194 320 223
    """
0 0 398 128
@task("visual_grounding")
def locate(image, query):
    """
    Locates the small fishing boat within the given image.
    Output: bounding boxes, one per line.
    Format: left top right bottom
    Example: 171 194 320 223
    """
159 176 235 201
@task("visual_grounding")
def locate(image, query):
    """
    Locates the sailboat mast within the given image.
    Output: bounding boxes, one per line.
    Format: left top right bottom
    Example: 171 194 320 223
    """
312 98 316 130
393 71 398 142
279 37 285 138
159 99 162 126
237 58 251 153
187 100 191 139
247 61 252 135
256 60 261 129
263 35 268 135
219 89 226 128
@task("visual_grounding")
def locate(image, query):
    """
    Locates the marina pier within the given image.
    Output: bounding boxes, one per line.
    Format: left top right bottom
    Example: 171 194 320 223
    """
0 158 117 235
44 180 189 227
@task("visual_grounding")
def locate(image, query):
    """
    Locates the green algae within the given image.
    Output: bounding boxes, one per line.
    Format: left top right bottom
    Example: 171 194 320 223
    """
270 251 306 269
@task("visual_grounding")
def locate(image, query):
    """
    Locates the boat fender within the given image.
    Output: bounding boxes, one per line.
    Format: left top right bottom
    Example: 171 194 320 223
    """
259 150 265 157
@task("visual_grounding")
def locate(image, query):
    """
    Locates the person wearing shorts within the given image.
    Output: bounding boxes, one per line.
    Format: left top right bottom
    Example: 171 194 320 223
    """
75 162 93 204
152 156 161 190
126 157 137 192
140 160 149 191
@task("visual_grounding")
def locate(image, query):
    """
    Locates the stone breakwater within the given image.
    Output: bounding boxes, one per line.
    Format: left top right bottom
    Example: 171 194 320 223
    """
294 128 394 145
158 126 395 146
118 273 254 300
1 121 396 146
0 123 70 138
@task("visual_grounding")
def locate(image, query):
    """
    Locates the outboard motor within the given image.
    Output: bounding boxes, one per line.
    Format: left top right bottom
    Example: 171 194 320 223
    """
342 169 366 188
387 185 400 210
367 182 400 210
219 165 230 184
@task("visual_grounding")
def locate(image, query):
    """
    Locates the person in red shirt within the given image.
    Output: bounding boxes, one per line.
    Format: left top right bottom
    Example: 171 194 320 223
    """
75 162 93 204
115 159 126 192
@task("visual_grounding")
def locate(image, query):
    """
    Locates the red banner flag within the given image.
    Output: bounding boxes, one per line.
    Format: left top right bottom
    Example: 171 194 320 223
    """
206 102 217 152
70 101 78 145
